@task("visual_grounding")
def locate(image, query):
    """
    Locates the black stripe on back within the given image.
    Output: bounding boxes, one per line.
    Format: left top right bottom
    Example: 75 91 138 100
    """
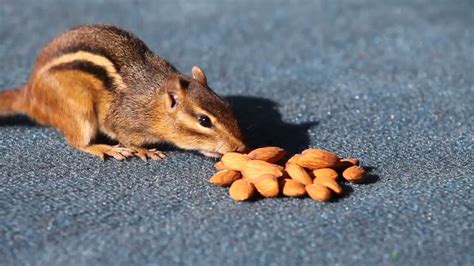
50 60 116 91
59 45 122 72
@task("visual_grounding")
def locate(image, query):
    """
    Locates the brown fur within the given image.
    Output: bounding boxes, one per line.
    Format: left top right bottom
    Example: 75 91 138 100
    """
0 24 245 160
0 86 27 116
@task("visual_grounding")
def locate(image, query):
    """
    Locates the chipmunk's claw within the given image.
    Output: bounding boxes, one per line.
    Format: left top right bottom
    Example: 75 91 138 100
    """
132 147 166 161
110 145 135 160
80 144 165 161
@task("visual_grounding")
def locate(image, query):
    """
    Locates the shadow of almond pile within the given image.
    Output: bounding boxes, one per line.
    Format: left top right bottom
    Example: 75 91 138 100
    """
210 147 371 201
226 96 317 156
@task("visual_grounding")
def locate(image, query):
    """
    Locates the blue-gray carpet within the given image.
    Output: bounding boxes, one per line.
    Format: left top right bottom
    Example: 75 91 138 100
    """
0 0 473 265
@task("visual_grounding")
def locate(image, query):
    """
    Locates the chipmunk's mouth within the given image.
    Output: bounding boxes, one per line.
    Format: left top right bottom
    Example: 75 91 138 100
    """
200 150 222 158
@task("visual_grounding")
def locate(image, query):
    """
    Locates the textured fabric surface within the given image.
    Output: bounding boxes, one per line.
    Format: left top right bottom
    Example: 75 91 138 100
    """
0 0 473 265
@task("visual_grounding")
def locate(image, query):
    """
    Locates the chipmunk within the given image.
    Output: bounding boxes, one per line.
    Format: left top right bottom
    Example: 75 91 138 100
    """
0 24 245 160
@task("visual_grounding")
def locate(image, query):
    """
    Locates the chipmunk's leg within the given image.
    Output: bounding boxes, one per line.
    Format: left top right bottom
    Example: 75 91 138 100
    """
79 144 134 161
28 70 133 160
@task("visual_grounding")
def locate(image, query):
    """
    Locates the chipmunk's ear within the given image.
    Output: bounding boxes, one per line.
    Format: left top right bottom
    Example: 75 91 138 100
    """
165 74 188 111
192 65 207 85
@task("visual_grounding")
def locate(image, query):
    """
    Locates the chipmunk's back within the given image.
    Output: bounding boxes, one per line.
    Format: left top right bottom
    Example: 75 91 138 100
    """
32 24 177 90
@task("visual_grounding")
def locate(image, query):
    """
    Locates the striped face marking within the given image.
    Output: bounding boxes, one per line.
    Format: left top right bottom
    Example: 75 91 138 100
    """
40 51 125 91
176 105 243 148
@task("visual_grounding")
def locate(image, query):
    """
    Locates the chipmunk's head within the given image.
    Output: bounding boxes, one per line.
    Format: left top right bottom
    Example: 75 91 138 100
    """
156 66 245 157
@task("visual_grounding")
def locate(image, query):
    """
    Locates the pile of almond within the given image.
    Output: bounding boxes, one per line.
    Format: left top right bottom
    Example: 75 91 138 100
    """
210 147 367 202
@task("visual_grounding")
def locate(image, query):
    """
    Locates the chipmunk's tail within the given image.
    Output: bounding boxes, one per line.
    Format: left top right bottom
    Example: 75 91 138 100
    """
0 85 27 116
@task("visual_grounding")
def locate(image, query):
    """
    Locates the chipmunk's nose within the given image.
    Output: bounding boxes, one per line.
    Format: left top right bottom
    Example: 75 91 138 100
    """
219 139 246 154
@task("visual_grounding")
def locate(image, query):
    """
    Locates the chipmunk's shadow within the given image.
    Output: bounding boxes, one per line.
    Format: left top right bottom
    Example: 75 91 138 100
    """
226 96 317 156
0 96 318 157
0 115 37 127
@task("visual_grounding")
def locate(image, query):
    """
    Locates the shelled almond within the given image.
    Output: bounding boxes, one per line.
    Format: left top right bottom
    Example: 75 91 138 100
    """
314 176 343 195
209 146 369 202
297 149 340 170
313 168 339 180
214 161 226 171
229 179 255 201
340 157 359 167
337 157 359 171
282 179 306 197
210 170 241 187
306 184 332 202
247 146 287 163
221 152 250 171
241 160 283 181
287 154 301 164
285 162 313 185
342 166 366 183
253 174 280 198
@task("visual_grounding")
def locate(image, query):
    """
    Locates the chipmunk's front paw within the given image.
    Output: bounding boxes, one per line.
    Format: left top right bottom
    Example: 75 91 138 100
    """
132 147 166 161
81 144 134 161
110 145 135 160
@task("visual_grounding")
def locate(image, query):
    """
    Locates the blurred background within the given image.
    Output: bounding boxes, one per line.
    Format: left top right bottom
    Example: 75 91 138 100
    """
0 1 472 265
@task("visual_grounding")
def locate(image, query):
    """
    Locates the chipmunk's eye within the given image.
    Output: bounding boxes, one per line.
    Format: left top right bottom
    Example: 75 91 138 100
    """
197 115 212 128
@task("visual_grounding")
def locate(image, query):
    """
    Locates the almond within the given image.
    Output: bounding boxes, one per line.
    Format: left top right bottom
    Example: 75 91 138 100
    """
253 174 280 198
241 160 284 181
285 162 313 185
342 165 366 183
282 179 306 197
214 161 227 171
337 157 359 170
341 157 359 166
210 170 241 187
247 146 287 163
287 154 301 164
306 184 332 202
297 149 340 170
312 168 338 180
229 179 255 201
314 176 343 195
221 152 250 171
